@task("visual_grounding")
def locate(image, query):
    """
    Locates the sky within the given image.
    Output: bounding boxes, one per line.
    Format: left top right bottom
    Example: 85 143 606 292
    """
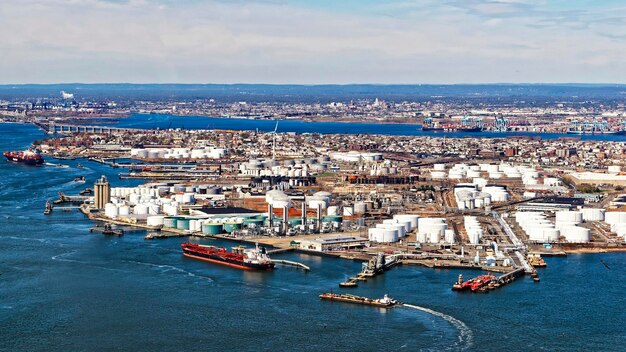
1 0 626 84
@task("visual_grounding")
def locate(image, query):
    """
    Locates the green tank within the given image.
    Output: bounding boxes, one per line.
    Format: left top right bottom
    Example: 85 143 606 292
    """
163 217 178 228
288 218 303 226
222 222 243 233
322 215 343 223
202 223 223 235
243 218 265 227
176 218 190 230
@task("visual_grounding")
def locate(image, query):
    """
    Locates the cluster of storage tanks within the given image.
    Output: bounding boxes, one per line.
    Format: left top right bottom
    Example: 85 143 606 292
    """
431 163 543 185
464 216 483 244
330 151 383 163
103 184 223 219
604 211 626 239
367 163 400 176
454 184 508 210
368 214 418 243
158 216 265 234
515 210 593 243
368 215 455 244
417 217 455 244
130 147 226 160
240 157 330 177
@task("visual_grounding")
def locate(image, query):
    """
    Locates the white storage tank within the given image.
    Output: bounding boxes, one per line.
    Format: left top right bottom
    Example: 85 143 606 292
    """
382 229 399 243
354 202 367 214
431 171 446 179
444 229 455 244
582 208 605 222
555 211 583 224
118 205 131 216
147 215 165 227
343 206 354 216
562 226 590 243
104 203 118 218
134 204 149 215
604 211 626 225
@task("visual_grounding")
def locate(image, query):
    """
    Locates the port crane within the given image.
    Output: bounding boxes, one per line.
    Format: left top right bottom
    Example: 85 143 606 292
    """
493 115 509 132
461 115 483 128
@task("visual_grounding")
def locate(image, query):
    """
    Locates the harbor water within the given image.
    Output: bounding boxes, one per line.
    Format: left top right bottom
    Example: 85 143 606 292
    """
0 122 624 351
92 113 626 141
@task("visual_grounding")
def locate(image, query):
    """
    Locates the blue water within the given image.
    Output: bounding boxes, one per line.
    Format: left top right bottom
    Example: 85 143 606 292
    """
91 113 626 141
1 122 625 351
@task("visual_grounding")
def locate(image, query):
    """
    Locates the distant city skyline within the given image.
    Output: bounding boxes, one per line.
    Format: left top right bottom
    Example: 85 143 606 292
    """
1 0 626 84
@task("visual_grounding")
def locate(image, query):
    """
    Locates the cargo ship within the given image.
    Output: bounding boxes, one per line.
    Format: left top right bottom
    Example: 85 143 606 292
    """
452 274 496 292
566 129 625 135
181 242 275 270
3 148 44 165
319 293 399 308
455 126 484 133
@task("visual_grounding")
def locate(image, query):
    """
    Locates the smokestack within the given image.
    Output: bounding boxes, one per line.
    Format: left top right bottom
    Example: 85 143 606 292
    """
268 203 273 228
317 203 322 230
283 206 289 234
301 199 307 227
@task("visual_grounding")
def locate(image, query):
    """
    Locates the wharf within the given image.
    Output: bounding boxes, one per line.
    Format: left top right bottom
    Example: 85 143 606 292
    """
401 259 511 273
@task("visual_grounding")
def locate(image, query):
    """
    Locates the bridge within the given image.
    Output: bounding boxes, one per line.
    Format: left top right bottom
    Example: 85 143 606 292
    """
34 122 145 135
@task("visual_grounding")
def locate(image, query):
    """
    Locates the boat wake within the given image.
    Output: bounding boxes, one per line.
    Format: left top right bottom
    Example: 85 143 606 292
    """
403 304 473 351
125 260 214 282
51 251 128 272
1 235 50 243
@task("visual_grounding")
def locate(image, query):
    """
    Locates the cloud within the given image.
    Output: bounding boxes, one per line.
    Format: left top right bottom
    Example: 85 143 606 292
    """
0 0 625 83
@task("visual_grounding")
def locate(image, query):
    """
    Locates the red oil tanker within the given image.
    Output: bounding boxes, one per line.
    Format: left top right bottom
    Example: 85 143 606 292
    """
3 148 44 165
452 274 496 292
181 242 275 270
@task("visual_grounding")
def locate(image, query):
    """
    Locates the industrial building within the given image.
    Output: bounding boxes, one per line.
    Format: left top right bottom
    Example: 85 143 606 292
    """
298 236 368 252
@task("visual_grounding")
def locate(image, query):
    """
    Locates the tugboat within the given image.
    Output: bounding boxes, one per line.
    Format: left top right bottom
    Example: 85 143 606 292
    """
3 148 44 165
43 200 53 215
90 223 124 236
528 254 547 268
79 188 93 195
181 242 275 270
73 176 86 183
452 273 496 292
319 293 399 308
